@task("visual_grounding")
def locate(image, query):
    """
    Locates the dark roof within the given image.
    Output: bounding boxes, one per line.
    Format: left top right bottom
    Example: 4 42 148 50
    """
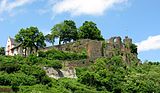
9 37 19 46
11 43 21 50
9 37 21 50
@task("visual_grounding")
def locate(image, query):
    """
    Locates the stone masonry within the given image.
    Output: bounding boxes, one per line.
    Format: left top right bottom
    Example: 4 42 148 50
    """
41 36 139 64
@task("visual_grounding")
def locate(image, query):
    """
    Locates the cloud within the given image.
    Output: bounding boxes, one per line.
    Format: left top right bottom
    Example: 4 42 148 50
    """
52 0 128 16
0 0 35 15
136 35 160 53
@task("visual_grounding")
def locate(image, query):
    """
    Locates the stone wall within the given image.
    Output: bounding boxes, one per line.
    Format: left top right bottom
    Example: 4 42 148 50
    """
104 36 139 64
54 39 103 61
42 37 139 79
42 37 139 64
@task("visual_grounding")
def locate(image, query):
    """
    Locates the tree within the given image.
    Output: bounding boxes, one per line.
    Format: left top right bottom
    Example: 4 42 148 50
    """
51 20 78 44
61 20 78 43
0 47 5 55
50 23 61 45
15 27 46 56
130 44 138 54
78 21 104 40
45 34 55 46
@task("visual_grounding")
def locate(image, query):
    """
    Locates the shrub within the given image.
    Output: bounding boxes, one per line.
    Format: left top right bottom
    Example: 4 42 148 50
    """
0 72 37 86
26 54 39 65
47 60 62 69
38 49 87 60
0 62 20 73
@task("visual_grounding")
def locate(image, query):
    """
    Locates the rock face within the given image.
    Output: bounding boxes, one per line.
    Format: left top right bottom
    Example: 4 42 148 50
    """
43 67 77 79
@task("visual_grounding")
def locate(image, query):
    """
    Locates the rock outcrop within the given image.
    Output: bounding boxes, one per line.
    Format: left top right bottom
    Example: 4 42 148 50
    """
43 67 77 79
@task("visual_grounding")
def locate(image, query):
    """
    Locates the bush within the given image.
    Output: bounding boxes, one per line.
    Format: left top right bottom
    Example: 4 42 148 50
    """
47 60 62 69
26 54 39 65
0 62 20 73
0 72 37 86
38 49 87 60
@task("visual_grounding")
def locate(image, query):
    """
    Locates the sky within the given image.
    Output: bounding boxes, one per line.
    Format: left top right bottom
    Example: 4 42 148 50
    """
0 0 160 62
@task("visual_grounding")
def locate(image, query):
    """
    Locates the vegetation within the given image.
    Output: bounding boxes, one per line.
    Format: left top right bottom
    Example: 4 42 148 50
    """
49 20 78 45
59 20 78 44
0 55 52 88
0 47 5 55
15 27 46 56
1 20 160 93
77 57 160 93
45 34 55 45
0 53 160 93
130 43 138 54
46 20 104 46
38 49 87 60
78 21 104 40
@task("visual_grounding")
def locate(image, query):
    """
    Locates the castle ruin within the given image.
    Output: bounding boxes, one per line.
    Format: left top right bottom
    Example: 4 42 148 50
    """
44 36 139 64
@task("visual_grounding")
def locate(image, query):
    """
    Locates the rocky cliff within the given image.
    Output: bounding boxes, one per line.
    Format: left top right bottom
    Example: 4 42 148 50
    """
43 67 77 79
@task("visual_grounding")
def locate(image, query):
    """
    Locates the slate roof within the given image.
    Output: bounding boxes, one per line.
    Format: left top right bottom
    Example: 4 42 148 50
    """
9 37 21 50
9 37 19 46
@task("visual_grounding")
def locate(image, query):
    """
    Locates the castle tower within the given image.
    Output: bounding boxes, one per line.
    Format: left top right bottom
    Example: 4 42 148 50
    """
114 36 123 49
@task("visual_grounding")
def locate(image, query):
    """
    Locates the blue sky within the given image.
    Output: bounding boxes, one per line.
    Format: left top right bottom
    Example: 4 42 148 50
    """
0 0 160 61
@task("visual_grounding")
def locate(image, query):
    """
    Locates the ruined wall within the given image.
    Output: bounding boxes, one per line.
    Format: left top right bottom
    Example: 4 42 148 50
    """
103 36 139 64
54 39 102 61
42 37 139 64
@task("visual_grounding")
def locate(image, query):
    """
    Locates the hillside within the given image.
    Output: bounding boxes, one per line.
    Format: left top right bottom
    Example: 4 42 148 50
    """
0 39 160 93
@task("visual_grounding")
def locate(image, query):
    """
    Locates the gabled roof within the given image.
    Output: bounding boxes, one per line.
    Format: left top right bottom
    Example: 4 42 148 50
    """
11 43 22 50
9 37 19 46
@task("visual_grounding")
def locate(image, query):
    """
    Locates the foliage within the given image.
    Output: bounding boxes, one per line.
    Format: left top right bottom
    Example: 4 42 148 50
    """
78 21 104 40
0 47 5 55
0 61 20 73
130 44 138 54
51 20 78 44
0 42 160 93
45 34 55 45
0 55 52 88
0 72 37 86
60 20 78 43
50 20 104 45
77 57 160 93
15 26 46 56
47 60 62 69
38 49 87 60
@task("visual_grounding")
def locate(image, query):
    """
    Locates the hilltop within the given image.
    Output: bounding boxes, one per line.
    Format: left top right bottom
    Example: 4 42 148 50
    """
0 20 160 93
0 43 160 92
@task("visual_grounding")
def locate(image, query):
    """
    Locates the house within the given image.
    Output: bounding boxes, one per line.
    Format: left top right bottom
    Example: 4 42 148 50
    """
5 37 23 56
5 37 39 56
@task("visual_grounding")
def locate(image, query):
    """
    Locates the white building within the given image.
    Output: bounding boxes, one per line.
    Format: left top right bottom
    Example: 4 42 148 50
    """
5 37 23 56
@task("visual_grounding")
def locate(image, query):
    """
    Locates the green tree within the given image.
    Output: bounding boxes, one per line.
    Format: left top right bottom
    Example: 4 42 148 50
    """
45 34 55 45
51 20 78 44
78 21 104 40
0 47 5 55
51 23 61 45
130 44 138 54
61 20 78 43
15 27 46 56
